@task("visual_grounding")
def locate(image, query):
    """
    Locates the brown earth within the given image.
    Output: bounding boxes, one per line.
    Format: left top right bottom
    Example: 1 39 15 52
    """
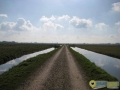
17 45 91 90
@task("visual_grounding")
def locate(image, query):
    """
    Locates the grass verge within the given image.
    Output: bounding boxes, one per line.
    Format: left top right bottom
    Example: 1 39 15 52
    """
69 47 119 90
0 47 61 90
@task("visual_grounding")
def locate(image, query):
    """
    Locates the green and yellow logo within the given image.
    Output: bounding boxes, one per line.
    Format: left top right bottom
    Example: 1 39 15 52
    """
89 80 96 88
89 80 119 89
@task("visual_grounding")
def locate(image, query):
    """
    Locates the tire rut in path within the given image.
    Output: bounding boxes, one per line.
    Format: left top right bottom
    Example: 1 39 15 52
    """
66 46 90 90
42 46 71 90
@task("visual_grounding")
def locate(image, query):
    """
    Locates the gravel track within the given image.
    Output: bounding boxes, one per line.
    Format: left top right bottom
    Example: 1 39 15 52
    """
17 45 91 90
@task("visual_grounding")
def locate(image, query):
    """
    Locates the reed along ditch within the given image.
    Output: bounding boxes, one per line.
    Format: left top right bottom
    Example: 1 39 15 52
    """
0 47 60 90
69 47 119 81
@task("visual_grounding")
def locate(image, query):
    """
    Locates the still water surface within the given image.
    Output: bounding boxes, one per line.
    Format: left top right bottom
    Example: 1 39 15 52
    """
0 48 54 74
71 47 120 81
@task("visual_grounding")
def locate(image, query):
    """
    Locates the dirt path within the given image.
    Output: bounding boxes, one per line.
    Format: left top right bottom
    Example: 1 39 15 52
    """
17 45 91 90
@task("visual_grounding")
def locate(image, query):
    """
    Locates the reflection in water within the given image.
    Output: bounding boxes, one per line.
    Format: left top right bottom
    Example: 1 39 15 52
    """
0 48 54 74
71 47 120 81
114 64 120 68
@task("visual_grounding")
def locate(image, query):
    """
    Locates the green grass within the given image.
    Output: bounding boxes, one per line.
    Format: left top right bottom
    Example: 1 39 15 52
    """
69 47 119 90
0 44 59 65
75 45 120 59
0 46 61 90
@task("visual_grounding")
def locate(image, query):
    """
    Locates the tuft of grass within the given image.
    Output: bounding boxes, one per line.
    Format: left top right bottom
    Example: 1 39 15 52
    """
69 47 119 90
0 47 61 90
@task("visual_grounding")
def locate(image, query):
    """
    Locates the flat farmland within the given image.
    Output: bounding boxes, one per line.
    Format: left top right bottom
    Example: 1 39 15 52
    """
0 44 54 65
0 45 117 90
75 44 120 59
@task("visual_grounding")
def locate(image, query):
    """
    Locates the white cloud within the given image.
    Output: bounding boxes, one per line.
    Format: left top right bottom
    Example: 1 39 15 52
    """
0 22 15 31
115 21 120 26
115 22 120 33
0 14 8 18
50 15 56 21
18 18 39 31
40 15 56 22
14 18 26 30
112 2 120 12
118 28 120 34
95 23 109 30
58 15 70 20
69 16 92 28
26 20 33 27
0 15 119 43
55 24 64 29
14 18 38 31
43 21 55 30
43 21 64 30
109 34 117 38
20 23 38 31
40 15 70 22
17 18 26 26
40 16 49 22
0 16 64 32
0 18 38 31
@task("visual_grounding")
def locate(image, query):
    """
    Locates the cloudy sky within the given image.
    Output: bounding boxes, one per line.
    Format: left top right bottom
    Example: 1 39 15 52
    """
0 0 120 43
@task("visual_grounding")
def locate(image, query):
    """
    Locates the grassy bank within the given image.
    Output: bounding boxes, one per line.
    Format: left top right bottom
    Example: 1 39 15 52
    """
75 45 120 59
0 44 59 65
69 47 118 90
0 47 61 90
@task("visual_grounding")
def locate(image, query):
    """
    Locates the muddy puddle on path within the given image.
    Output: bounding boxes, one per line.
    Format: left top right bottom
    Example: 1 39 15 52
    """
71 47 120 81
0 48 55 75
